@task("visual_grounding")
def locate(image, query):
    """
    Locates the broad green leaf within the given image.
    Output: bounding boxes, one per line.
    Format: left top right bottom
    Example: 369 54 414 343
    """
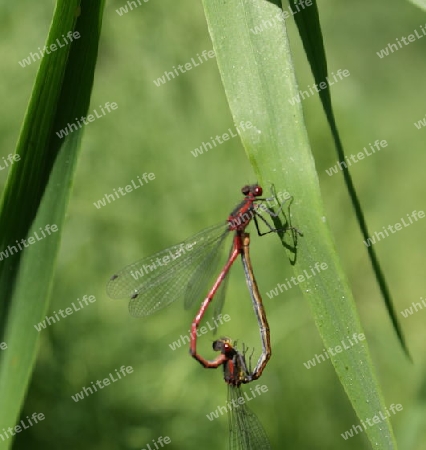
408 0 426 10
0 1 105 446
201 0 397 448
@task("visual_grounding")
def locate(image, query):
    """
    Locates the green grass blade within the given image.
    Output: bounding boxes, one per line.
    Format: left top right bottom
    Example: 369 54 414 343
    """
201 0 397 448
398 367 426 448
0 1 105 445
290 0 410 359
408 0 426 10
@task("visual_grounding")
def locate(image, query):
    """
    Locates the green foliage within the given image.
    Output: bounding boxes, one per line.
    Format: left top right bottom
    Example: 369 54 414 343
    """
0 1 105 448
0 1 424 449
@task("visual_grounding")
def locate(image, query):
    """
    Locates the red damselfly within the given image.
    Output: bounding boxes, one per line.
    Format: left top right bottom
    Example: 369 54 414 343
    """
190 233 271 379
107 185 289 318
213 338 272 450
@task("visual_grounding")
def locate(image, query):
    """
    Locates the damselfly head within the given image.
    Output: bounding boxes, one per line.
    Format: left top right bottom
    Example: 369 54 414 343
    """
213 337 234 356
241 184 263 197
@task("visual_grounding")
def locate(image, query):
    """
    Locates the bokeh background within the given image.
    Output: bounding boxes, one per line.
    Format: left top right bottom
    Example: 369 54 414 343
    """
1 0 426 449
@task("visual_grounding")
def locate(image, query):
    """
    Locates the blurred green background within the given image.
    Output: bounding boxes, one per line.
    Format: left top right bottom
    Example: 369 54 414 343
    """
1 0 426 449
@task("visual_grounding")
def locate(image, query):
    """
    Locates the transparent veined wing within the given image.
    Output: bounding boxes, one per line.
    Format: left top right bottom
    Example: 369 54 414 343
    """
228 386 271 450
183 230 231 310
106 222 231 317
